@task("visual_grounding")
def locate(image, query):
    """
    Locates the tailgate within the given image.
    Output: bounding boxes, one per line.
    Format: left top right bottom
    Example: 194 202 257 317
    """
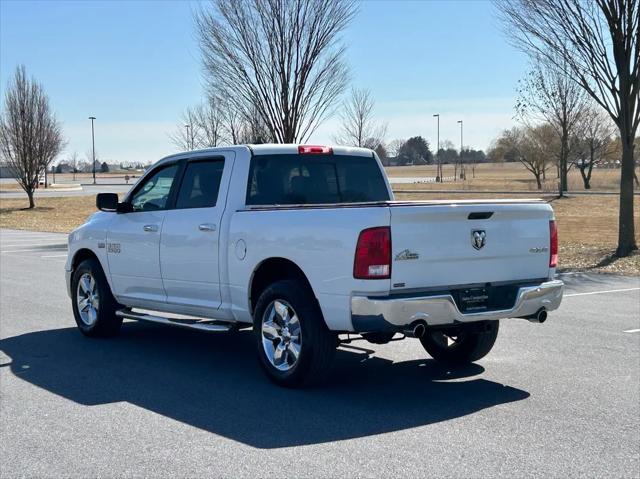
390 201 553 290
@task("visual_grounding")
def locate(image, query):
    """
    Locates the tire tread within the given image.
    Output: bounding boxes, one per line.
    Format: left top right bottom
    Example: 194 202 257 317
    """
253 279 336 387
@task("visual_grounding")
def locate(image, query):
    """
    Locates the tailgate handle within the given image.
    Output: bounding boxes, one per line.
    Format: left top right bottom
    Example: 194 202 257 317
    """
468 212 493 220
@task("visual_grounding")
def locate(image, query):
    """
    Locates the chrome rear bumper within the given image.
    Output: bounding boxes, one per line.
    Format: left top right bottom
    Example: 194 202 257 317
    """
351 279 564 331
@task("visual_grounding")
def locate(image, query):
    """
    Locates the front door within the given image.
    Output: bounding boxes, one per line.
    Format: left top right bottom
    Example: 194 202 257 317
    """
160 155 231 313
107 162 180 304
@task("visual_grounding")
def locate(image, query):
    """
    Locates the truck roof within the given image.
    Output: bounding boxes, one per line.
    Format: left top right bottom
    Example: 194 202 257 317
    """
248 144 374 157
158 144 374 165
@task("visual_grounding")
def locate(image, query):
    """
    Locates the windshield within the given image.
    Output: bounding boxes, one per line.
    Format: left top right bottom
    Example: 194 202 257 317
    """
246 154 390 206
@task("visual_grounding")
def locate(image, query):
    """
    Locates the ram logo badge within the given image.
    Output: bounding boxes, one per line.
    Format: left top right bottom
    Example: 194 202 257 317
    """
471 230 486 250
395 249 420 261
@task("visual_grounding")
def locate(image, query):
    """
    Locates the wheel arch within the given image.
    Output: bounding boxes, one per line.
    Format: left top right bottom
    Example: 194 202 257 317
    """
71 248 100 271
70 248 115 294
248 257 318 316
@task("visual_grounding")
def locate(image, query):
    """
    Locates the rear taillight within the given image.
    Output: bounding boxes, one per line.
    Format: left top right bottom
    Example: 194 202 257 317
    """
354 227 391 279
298 145 333 155
549 220 558 267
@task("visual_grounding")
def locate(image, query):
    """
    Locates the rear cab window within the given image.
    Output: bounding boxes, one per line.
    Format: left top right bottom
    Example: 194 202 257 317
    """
175 159 225 209
246 154 390 206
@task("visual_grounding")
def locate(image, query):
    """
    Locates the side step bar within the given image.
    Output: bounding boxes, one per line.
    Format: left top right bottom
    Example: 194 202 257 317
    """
116 308 235 333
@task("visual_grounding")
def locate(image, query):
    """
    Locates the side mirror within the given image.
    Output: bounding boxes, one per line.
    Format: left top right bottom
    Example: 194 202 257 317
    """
96 193 119 212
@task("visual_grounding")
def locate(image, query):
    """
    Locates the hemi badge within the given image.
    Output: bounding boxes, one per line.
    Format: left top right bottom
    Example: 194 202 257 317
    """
98 242 106 249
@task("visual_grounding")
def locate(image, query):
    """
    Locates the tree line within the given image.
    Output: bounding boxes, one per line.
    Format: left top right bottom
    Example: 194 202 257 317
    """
495 0 638 257
486 58 630 191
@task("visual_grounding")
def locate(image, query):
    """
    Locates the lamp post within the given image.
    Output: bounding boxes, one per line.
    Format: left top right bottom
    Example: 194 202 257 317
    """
433 114 440 182
185 124 192 150
89 116 96 185
457 120 464 180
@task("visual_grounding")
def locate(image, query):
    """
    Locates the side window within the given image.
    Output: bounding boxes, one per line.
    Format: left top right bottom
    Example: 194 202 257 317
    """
130 164 179 212
175 159 225 209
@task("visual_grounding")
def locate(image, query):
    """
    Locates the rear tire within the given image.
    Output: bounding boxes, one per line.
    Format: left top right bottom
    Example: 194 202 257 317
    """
71 258 122 337
419 321 499 364
253 280 336 387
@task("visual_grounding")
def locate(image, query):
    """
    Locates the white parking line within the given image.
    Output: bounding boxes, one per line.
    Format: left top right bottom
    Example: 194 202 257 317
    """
0 236 67 244
0 230 67 238
623 329 640 334
1 247 67 254
564 287 640 297
0 241 67 247
40 254 68 258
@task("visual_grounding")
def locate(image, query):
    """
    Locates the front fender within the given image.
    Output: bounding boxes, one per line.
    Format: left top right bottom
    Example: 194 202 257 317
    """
66 212 115 297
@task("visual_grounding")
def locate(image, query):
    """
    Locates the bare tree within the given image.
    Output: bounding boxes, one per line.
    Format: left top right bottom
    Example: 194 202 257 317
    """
374 143 388 161
68 151 79 181
169 97 236 150
221 99 244 145
496 0 638 256
196 97 227 147
491 125 555 189
196 0 356 144
572 106 616 189
169 107 200 151
516 58 589 194
333 88 387 148
0 66 64 208
386 139 404 158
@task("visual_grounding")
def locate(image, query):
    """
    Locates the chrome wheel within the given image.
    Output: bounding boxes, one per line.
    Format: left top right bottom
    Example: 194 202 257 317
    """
261 299 302 372
76 272 99 326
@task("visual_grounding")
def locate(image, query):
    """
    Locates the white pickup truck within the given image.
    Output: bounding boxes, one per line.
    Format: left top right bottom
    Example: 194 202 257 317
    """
66 144 563 387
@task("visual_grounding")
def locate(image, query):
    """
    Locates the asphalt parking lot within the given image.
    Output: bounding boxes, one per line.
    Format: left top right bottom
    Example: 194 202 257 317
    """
1 229 638 478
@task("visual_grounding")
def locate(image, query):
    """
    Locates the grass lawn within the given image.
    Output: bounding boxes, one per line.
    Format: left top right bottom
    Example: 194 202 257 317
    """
1 190 638 275
0 195 98 233
0 182 25 192
386 162 626 192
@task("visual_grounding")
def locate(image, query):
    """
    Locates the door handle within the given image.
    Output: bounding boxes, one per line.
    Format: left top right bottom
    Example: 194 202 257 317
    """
143 224 159 232
198 223 216 232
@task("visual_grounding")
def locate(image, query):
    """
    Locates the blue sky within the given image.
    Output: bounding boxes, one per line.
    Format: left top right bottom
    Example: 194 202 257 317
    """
0 0 528 164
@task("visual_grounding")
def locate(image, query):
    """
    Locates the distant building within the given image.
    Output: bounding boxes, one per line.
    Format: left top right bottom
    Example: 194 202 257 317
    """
0 161 16 178
381 156 400 167
54 162 75 174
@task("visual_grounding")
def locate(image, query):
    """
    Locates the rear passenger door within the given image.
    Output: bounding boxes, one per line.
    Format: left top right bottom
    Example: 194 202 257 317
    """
159 154 233 313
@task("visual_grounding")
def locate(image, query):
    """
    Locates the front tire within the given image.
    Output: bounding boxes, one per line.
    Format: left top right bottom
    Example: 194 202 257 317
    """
419 321 499 364
253 280 336 387
71 258 122 337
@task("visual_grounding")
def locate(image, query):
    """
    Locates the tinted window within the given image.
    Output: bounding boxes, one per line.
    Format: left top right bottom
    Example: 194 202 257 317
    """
246 154 390 205
130 164 178 212
176 159 225 209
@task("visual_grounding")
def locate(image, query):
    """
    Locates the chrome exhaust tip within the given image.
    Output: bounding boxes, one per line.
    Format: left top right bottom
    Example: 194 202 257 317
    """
404 322 426 338
520 308 547 323
537 309 547 323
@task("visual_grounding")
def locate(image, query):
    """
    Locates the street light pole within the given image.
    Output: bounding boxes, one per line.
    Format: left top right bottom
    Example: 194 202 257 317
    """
184 125 193 150
457 120 465 180
433 114 440 182
89 116 96 185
